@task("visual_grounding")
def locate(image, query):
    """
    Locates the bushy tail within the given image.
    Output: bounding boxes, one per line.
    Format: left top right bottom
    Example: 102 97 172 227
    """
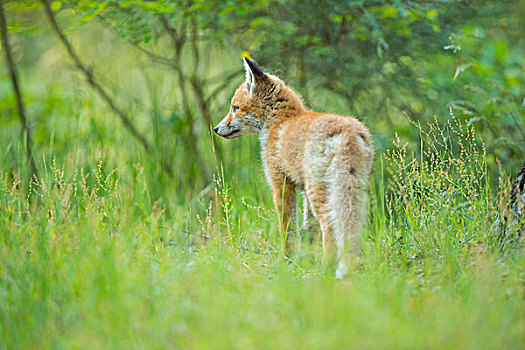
325 133 373 278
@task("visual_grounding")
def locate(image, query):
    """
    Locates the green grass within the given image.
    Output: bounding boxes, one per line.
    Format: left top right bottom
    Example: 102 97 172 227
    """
1 19 524 350
1 118 524 349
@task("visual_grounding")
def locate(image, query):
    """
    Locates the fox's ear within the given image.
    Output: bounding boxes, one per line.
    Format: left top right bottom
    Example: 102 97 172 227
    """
243 57 268 94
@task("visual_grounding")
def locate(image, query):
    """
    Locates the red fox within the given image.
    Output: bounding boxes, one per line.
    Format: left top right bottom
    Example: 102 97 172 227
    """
214 57 374 278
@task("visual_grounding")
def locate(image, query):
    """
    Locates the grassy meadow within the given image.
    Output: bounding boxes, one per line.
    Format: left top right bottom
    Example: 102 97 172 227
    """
1 3 524 349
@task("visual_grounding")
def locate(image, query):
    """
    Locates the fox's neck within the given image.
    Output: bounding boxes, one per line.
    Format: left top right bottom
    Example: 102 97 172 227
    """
258 87 306 154
265 86 307 127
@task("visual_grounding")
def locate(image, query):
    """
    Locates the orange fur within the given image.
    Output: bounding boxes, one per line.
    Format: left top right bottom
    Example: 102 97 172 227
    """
214 58 374 277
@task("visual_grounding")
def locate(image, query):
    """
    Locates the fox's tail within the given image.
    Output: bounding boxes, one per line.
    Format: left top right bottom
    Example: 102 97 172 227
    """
325 132 373 278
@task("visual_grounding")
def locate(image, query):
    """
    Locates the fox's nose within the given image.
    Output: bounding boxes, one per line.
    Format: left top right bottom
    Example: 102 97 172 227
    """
213 126 219 134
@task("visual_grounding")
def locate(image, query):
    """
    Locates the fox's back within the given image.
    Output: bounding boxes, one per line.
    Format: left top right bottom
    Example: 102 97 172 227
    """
263 112 373 189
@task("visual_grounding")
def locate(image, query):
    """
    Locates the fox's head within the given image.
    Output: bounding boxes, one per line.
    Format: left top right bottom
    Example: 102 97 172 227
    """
213 57 285 139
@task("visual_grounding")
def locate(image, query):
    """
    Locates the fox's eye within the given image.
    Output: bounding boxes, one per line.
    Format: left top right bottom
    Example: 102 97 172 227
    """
232 105 239 113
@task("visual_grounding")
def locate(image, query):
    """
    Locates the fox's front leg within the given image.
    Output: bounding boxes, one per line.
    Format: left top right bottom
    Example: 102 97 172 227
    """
272 176 296 257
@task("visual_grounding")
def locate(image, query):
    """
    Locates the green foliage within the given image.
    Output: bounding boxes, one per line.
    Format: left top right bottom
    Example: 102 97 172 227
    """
0 1 524 347
6 0 518 177
215 0 523 169
1 116 524 348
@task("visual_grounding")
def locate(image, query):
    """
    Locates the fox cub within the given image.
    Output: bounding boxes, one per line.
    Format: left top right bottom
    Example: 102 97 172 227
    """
214 58 374 278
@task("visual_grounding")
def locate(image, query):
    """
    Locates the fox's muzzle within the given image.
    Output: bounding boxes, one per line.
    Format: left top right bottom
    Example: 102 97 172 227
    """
213 117 242 139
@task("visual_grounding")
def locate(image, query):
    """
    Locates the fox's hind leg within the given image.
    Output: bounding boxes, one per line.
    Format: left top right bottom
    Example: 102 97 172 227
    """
300 193 317 243
305 182 336 269
319 211 336 269
271 175 296 257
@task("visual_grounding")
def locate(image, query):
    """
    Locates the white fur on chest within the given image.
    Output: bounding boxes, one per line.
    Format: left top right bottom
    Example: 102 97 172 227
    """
258 127 272 186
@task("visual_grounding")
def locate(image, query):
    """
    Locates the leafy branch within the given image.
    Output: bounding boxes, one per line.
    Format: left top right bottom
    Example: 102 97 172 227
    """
41 0 174 177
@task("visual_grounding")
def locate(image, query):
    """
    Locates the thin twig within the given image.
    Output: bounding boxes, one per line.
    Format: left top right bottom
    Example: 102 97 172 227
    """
184 230 209 240
42 0 175 177
42 1 150 152
205 70 242 105
159 14 181 46
158 13 212 180
130 43 176 67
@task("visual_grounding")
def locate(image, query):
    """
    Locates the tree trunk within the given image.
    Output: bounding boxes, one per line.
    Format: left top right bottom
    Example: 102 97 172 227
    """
0 1 38 177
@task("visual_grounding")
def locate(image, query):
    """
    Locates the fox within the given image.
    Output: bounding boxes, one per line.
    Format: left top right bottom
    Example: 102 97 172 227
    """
214 57 374 278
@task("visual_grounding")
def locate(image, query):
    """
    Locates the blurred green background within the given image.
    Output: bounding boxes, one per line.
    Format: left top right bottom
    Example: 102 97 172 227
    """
1 0 523 199
1 2 524 348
